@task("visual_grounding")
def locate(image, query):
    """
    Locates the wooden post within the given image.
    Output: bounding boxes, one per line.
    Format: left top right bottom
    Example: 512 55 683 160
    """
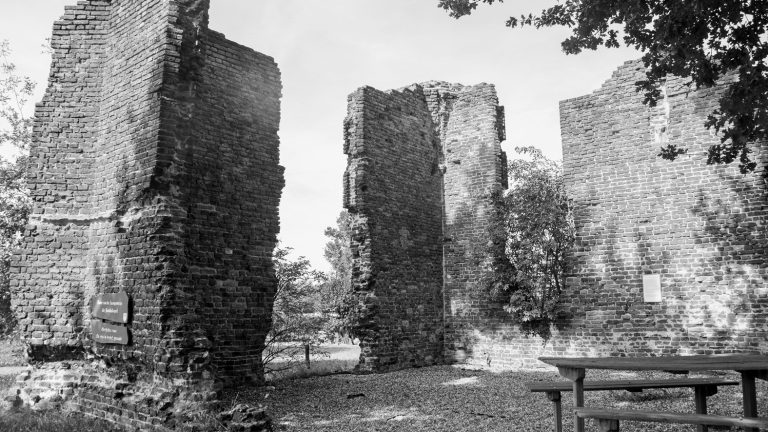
546 391 563 432
558 367 586 432
693 386 709 432
305 344 310 369
741 371 758 432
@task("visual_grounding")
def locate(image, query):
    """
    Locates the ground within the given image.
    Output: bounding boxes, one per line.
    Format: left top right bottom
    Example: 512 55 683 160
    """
237 366 768 432
2 337 767 431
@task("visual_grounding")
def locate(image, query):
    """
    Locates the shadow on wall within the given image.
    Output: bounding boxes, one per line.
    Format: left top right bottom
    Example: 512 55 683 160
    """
684 164 768 352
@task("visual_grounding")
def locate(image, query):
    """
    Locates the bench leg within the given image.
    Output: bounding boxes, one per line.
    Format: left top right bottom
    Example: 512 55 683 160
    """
741 371 759 432
546 391 563 432
693 386 708 432
597 419 619 432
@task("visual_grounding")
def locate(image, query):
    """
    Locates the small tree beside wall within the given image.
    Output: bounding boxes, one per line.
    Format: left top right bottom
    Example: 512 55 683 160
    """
485 146 574 339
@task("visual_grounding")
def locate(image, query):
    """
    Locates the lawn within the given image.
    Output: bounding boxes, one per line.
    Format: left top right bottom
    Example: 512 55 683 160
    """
265 343 360 381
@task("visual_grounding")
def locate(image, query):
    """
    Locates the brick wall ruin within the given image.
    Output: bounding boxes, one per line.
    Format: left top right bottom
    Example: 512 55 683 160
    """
444 61 767 369
343 82 508 371
8 0 283 428
344 62 767 371
553 60 768 360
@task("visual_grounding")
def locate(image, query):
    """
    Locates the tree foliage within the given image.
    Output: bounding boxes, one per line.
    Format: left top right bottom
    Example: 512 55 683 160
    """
264 245 326 373
0 40 33 335
438 0 768 173
316 210 355 340
485 147 574 339
321 210 352 312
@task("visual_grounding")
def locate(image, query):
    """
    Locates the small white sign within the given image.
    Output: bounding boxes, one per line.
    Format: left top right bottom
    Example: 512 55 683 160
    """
643 274 662 302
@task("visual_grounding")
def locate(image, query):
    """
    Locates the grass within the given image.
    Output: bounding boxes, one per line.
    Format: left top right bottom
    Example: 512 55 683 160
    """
265 343 360 382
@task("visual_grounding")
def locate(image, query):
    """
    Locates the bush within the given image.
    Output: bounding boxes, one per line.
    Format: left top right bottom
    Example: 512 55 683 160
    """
485 146 574 339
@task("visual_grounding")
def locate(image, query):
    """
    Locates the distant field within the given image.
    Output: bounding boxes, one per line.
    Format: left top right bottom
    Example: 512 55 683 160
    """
265 343 360 381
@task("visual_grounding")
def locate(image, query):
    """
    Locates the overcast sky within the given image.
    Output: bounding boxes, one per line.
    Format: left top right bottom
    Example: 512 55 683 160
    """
1 1 639 270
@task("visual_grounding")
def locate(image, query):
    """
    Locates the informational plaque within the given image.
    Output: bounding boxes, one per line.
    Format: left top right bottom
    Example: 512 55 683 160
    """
642 274 662 302
91 292 130 324
91 319 130 345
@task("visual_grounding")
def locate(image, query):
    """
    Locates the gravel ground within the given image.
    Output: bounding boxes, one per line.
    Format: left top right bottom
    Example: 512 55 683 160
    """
225 366 768 432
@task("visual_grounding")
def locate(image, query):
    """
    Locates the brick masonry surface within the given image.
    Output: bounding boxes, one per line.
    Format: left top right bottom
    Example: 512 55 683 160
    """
8 0 283 427
344 62 767 372
452 61 767 369
344 82 508 371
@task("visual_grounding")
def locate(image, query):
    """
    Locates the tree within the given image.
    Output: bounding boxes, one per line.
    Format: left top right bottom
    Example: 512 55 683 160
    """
438 0 768 173
314 210 355 341
0 40 33 335
264 245 326 373
321 210 352 313
485 146 574 339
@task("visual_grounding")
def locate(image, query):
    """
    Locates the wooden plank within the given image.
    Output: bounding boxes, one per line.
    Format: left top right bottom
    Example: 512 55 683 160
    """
574 408 768 428
527 378 739 393
539 354 768 372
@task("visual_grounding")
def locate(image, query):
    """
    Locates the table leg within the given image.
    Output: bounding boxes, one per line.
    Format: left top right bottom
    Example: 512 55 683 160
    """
546 391 563 432
558 367 586 432
693 386 708 432
740 371 758 432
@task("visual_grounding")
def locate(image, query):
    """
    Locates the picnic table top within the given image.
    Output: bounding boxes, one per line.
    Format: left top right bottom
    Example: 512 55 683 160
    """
539 354 768 372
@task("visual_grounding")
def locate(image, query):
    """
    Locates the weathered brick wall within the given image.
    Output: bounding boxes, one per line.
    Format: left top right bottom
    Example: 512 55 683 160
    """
10 0 283 426
464 60 768 369
437 84 510 367
344 85 445 371
183 30 283 384
557 60 768 357
345 63 767 372
343 82 507 371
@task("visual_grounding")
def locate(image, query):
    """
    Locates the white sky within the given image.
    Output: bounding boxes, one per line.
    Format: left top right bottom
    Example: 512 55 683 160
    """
0 0 639 271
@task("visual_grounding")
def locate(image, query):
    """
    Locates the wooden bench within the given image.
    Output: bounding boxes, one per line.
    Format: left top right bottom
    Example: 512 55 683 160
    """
527 377 740 432
575 407 768 431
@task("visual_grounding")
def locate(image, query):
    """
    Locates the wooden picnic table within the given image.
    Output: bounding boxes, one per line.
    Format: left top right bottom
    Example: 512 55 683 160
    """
539 354 768 432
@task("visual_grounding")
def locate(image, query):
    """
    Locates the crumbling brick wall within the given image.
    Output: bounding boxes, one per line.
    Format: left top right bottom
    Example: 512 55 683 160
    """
344 85 445 371
343 82 507 371
9 0 283 427
453 60 768 369
345 63 767 372
555 60 768 358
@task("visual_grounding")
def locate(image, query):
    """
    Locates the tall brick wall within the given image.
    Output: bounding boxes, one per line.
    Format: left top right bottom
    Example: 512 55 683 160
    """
9 0 283 427
344 63 767 372
454 60 768 369
343 82 507 371
557 60 768 358
437 84 510 367
344 85 445 371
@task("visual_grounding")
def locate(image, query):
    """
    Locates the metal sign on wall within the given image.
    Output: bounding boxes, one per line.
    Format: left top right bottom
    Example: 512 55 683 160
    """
90 292 131 345
91 319 130 345
91 291 130 323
